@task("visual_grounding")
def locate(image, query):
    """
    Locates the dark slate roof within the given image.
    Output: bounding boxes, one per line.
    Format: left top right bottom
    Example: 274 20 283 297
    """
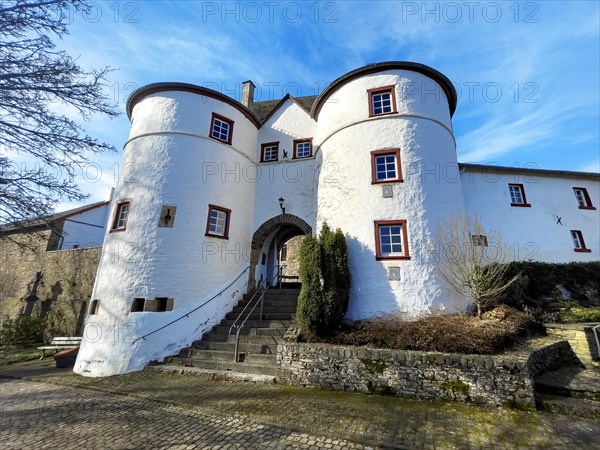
459 163 600 180
252 95 317 122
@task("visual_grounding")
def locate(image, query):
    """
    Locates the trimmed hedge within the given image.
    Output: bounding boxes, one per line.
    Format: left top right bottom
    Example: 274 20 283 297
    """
501 261 600 307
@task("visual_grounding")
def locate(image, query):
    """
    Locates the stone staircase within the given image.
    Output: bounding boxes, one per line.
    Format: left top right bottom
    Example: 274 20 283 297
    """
163 288 300 377
535 365 600 417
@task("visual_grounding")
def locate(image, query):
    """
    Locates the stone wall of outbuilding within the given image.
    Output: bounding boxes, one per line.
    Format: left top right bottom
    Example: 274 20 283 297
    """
0 230 100 338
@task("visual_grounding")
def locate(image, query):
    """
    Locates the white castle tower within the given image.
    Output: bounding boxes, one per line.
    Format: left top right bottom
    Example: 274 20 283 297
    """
313 63 469 319
75 62 469 377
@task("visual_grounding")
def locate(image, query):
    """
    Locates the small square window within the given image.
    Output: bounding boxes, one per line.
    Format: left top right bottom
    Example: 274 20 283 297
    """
508 184 531 207
471 235 488 246
205 204 231 239
210 113 234 144
570 230 591 253
261 142 279 162
375 220 410 260
293 138 312 159
111 201 130 231
155 297 174 312
131 298 145 313
368 86 397 117
371 149 403 184
573 187 595 210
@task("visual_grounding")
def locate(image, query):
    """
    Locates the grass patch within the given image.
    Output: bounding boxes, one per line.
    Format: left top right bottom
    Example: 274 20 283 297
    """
558 307 600 323
313 305 540 354
0 345 42 365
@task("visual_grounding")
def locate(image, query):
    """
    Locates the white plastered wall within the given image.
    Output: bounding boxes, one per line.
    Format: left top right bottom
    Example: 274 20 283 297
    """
59 205 109 249
462 169 600 262
75 92 258 376
315 71 470 320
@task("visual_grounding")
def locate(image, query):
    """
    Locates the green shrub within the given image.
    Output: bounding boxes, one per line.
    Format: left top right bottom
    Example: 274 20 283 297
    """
297 223 351 337
502 261 600 309
559 307 600 323
0 316 46 344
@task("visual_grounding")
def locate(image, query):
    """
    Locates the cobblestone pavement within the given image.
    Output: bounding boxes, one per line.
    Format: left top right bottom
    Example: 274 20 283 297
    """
1 359 599 449
1 380 364 449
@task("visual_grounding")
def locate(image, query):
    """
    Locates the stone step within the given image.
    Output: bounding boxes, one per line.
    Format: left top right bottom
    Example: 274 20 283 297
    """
199 333 284 344
194 340 277 354
146 365 276 383
182 349 277 364
213 319 292 330
538 393 600 417
233 301 297 310
224 312 294 321
211 326 288 337
166 356 280 376
535 367 600 402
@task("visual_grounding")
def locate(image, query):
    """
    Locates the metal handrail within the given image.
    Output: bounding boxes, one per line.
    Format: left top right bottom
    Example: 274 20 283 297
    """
593 324 600 360
229 265 281 362
131 265 250 345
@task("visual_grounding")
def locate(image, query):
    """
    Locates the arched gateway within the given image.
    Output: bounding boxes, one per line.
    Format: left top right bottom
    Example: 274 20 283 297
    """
248 214 312 290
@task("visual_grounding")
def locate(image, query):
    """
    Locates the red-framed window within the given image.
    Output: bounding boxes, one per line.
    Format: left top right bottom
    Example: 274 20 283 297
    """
570 230 591 253
111 200 130 232
209 113 234 145
508 184 531 207
371 149 403 184
261 142 279 162
374 220 410 260
205 204 231 239
573 187 595 210
293 138 312 159
368 85 397 117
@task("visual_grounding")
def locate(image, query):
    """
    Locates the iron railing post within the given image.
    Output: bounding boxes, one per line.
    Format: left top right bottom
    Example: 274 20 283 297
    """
594 324 600 359
234 327 241 362
230 265 279 363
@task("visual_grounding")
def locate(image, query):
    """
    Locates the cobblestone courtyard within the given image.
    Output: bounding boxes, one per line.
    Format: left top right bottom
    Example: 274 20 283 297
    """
1 360 599 449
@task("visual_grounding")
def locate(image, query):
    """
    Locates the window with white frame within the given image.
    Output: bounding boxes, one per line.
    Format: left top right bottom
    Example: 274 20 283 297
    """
570 230 590 252
371 149 402 183
375 220 410 260
573 187 595 210
210 113 234 144
205 204 231 239
368 86 397 116
508 183 530 207
111 201 130 231
293 139 312 159
261 142 279 162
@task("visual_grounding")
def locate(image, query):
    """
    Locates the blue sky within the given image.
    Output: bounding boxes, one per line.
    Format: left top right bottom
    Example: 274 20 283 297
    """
51 0 599 210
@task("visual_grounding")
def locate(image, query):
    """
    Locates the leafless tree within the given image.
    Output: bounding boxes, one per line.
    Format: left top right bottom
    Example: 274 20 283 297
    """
0 1 118 229
436 216 520 318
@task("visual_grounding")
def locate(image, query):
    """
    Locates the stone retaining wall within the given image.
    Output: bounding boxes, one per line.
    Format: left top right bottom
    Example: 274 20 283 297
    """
276 340 577 408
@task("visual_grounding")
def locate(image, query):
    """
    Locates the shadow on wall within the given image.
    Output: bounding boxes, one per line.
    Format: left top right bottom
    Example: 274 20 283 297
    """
344 236 398 321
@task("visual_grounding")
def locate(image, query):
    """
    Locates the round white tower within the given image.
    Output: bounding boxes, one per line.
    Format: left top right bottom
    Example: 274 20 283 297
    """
75 85 259 376
312 62 469 320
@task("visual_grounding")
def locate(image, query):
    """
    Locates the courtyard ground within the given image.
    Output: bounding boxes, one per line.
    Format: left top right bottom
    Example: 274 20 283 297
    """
1 359 598 449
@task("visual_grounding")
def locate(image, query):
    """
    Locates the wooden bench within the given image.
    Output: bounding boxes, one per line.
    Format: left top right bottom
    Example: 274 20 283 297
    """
37 337 82 359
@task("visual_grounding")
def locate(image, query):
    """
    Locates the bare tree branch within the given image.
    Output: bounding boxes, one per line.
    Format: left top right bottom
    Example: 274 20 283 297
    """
0 0 118 234
436 216 521 318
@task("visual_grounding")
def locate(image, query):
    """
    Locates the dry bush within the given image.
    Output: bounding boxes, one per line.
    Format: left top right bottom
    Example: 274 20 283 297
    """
321 305 537 355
